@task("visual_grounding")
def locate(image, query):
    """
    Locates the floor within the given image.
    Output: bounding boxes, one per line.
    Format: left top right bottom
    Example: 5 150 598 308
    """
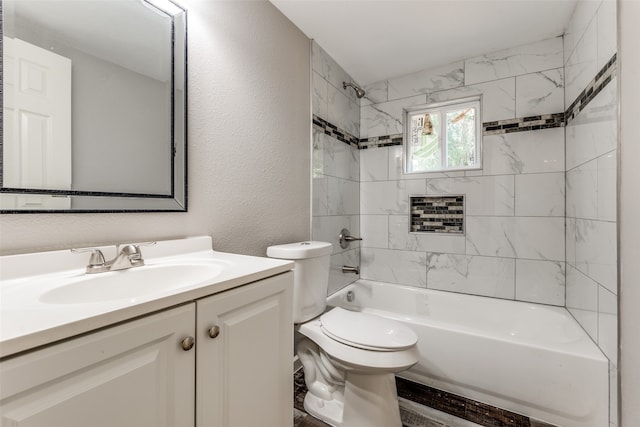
293 369 481 427
293 369 556 427
293 405 476 427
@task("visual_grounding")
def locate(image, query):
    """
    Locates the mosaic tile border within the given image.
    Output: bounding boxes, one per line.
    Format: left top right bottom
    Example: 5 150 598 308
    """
295 368 556 427
318 114 567 151
410 195 464 234
359 133 404 149
314 54 617 150
565 53 617 125
357 112 565 149
356 112 566 150
482 113 564 136
312 115 359 148
396 377 557 427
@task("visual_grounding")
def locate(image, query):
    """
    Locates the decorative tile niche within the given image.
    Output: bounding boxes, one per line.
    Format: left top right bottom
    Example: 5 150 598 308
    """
410 195 464 234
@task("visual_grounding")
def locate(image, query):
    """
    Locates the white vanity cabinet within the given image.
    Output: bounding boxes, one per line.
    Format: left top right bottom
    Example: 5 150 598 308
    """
0 303 197 427
0 272 294 427
196 272 293 427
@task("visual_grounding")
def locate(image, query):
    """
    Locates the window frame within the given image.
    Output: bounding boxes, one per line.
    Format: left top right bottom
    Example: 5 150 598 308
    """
403 96 482 174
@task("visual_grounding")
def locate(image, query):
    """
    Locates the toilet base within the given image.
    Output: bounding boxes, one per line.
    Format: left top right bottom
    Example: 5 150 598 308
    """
296 319 416 427
303 392 344 426
304 371 403 427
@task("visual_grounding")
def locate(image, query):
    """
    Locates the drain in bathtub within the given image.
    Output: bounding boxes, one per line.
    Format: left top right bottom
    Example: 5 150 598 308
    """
346 290 355 302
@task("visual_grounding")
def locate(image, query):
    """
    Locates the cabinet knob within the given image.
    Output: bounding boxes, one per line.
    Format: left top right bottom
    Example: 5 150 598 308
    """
181 336 195 351
208 325 221 339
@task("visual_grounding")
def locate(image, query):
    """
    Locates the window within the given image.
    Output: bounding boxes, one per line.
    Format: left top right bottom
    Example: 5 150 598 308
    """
403 96 481 173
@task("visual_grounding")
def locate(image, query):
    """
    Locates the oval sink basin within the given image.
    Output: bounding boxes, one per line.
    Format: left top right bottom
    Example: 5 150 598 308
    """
39 263 223 304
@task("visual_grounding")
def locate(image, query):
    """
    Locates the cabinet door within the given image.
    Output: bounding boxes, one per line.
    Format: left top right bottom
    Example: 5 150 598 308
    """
196 272 293 427
0 304 196 427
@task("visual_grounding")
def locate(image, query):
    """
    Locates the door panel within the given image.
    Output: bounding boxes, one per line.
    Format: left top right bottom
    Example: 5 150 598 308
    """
2 37 71 210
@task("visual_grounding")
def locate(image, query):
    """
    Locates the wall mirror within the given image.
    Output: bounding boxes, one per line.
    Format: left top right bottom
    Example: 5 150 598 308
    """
0 0 187 213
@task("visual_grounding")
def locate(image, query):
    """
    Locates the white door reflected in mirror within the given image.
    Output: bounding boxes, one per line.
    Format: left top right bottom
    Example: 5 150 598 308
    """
2 37 71 210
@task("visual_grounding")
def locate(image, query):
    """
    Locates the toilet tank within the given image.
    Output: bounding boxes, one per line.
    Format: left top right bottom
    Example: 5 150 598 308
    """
266 241 332 323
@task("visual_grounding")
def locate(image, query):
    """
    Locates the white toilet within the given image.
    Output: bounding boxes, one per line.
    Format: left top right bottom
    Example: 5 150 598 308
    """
267 241 418 427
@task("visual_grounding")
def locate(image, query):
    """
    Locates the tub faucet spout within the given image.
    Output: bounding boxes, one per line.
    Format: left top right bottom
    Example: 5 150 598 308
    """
342 265 360 275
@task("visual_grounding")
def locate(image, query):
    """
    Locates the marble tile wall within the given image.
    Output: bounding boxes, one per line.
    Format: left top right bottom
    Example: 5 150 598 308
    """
563 1 618 425
311 6 617 424
360 36 566 306
311 10 617 423
311 41 361 295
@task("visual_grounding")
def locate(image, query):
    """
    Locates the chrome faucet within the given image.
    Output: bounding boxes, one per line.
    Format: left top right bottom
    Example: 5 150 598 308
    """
110 244 145 270
338 228 363 249
342 265 360 275
71 242 156 274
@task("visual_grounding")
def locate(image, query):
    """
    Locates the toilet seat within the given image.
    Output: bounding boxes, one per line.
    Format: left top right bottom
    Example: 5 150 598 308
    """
296 316 419 372
320 307 417 351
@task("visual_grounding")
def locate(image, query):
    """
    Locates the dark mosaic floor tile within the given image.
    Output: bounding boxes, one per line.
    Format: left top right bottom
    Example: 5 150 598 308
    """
294 368 307 413
396 377 559 427
462 401 531 427
294 409 331 427
400 405 449 427
296 368 454 427
295 369 559 427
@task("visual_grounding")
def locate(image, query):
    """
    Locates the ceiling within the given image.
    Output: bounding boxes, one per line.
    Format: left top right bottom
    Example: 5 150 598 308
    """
270 0 578 85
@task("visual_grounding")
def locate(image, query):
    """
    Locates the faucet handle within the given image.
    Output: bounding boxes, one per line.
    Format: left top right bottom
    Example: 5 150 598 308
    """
116 241 156 250
116 241 155 249
132 241 157 247
338 228 363 249
71 247 107 273
115 241 156 263
117 244 140 257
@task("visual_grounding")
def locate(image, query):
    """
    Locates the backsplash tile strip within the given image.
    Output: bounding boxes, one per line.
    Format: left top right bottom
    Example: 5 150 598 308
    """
395 377 559 427
355 113 566 150
359 133 404 150
356 111 565 148
482 113 565 136
565 53 617 125
312 115 360 148
294 369 558 427
314 54 616 150
410 195 464 234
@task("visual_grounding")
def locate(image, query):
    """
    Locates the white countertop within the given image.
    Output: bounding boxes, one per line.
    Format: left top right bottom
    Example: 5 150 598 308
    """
0 236 293 359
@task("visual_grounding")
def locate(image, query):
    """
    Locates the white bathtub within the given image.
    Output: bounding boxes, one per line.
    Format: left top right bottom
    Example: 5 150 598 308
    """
327 279 609 427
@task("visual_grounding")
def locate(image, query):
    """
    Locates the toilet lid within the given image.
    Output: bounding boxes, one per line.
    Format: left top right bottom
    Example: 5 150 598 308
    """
320 307 417 351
